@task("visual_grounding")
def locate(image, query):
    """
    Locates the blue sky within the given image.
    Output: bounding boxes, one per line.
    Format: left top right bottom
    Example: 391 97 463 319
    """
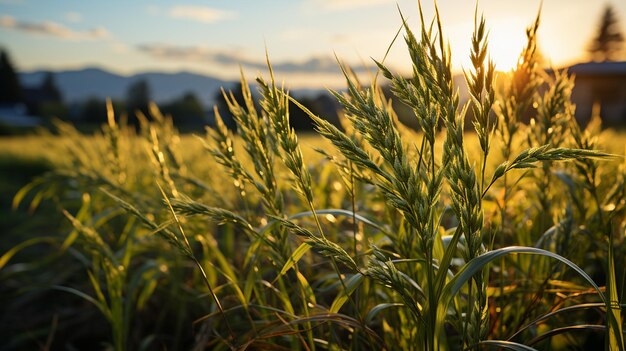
1 0 625 88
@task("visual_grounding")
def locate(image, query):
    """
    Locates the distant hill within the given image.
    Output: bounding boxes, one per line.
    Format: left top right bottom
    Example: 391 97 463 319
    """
18 68 232 107
17 67 469 115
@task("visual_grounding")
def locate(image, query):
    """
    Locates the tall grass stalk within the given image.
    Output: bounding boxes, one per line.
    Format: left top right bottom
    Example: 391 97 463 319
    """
6 2 625 350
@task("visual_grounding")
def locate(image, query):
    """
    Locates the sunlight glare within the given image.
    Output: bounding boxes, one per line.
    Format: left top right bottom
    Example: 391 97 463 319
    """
451 17 528 73
486 19 528 72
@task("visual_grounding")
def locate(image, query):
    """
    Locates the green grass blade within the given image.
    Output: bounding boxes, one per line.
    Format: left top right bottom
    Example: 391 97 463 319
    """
52 285 111 321
437 246 606 340
508 303 606 340
0 237 56 270
527 325 607 346
329 273 364 313
296 270 316 306
607 234 625 350
277 242 311 278
11 176 46 211
285 209 389 235
365 303 404 325
478 340 539 351
446 246 603 301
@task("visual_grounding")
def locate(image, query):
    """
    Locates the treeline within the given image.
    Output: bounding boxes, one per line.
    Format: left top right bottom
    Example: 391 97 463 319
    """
0 49 207 129
0 48 342 132
69 80 207 129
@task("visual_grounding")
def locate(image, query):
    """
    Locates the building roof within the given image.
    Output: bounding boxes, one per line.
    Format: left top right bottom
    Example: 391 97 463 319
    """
567 61 626 76
0 104 41 127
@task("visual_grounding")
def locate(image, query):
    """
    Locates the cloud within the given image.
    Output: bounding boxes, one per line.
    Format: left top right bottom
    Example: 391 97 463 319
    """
0 15 109 40
137 44 373 74
280 29 318 42
109 40 129 54
0 16 15 27
311 0 393 12
169 5 236 23
65 12 83 23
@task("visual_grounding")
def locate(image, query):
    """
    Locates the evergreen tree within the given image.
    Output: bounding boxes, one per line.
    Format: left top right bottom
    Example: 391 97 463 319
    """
41 72 63 102
38 72 68 119
0 49 22 104
588 5 625 62
126 79 151 123
161 91 205 126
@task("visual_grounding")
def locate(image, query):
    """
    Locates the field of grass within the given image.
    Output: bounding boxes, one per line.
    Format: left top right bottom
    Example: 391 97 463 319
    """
2 6 626 351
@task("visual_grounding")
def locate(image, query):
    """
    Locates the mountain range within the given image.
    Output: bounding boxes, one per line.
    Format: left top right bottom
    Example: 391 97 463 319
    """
18 68 235 108
17 67 470 110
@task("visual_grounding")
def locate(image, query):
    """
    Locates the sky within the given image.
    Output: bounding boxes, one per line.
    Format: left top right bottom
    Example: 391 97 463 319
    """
1 0 625 88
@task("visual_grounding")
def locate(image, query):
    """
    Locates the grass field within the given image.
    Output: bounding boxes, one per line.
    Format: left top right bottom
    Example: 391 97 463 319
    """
2 6 626 351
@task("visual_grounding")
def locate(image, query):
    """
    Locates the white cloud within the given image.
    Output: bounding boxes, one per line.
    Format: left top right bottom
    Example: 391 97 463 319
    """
169 5 236 23
137 43 373 74
280 28 318 42
109 40 129 54
313 0 393 12
0 16 16 27
0 15 109 40
65 12 83 23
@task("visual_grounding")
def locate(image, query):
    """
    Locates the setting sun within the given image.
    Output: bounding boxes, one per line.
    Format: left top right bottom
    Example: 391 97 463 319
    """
451 17 529 73
487 19 528 71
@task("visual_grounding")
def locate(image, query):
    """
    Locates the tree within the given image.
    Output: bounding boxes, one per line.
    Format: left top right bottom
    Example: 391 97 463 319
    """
161 91 205 127
588 4 625 62
0 49 22 104
214 83 340 132
125 79 151 124
36 72 68 119
79 97 125 125
288 93 341 131
79 97 108 124
41 72 63 102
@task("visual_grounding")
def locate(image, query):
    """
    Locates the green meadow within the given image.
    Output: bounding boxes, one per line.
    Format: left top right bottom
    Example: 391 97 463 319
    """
1 7 625 351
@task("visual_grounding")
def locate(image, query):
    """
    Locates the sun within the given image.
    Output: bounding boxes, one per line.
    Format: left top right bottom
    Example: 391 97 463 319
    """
485 19 529 72
451 17 530 73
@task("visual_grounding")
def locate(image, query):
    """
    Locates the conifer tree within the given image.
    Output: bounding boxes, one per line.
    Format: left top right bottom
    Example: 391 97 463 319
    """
0 49 22 104
588 5 625 61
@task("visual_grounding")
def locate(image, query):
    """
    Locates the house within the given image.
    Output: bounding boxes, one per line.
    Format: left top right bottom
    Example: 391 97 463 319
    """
0 103 41 127
567 61 626 126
